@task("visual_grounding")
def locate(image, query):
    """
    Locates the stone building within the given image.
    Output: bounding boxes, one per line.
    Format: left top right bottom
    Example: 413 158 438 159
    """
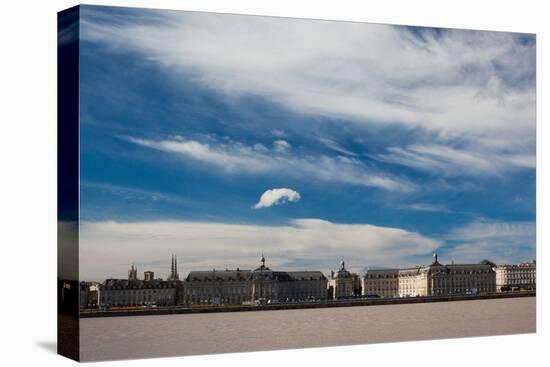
495 260 536 292
362 269 399 298
361 254 496 298
328 260 354 299
182 268 252 305
98 259 180 307
99 276 177 307
181 255 327 305
79 282 99 308
399 254 496 297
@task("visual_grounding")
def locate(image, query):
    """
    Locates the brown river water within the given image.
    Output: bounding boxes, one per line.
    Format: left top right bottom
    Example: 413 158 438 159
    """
79 297 536 361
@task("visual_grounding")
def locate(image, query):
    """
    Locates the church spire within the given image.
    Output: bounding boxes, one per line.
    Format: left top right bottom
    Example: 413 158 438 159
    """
169 254 179 281
174 255 179 280
171 254 174 276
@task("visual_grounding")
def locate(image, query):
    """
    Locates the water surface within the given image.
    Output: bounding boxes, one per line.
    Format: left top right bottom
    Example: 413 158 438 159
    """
80 297 536 361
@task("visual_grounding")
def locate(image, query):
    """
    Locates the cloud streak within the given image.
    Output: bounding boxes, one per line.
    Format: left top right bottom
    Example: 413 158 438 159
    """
443 220 535 264
79 218 441 281
126 135 414 191
81 8 535 172
377 144 535 177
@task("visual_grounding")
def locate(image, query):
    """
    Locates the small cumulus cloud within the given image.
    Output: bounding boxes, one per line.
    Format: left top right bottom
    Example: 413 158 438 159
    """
253 188 301 209
273 139 291 153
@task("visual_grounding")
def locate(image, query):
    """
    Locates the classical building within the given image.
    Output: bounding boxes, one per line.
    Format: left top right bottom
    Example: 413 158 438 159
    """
182 268 251 305
362 269 399 298
361 254 496 298
99 276 178 307
93 253 529 309
98 259 181 307
181 255 328 305
328 260 354 299
399 254 496 297
495 260 536 292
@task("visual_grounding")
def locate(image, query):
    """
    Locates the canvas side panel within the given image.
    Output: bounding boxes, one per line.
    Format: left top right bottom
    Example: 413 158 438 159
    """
57 5 80 362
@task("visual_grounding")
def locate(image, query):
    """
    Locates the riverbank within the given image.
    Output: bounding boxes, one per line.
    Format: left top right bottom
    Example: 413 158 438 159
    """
80 291 535 318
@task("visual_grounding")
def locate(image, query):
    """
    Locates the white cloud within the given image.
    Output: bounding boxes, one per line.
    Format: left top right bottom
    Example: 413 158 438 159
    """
400 203 450 213
317 137 358 157
127 136 272 173
79 219 441 281
443 221 535 264
253 188 301 209
273 139 291 153
81 10 535 171
377 144 535 176
126 135 414 191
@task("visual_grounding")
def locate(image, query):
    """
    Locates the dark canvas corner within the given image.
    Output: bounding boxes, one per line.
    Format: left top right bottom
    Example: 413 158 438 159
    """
57 5 80 362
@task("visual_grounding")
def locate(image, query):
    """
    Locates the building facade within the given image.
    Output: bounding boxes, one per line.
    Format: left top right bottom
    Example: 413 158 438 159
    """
80 282 99 308
98 256 182 307
92 254 535 309
362 254 496 298
181 255 328 305
328 260 354 299
99 276 178 307
362 269 399 298
495 261 536 292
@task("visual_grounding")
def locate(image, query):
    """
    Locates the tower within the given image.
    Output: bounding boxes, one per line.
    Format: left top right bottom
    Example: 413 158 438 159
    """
144 271 154 281
329 259 352 299
169 254 179 281
128 264 138 281
432 252 440 265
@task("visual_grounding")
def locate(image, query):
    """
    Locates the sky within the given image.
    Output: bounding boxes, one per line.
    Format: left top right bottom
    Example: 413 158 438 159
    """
76 5 536 281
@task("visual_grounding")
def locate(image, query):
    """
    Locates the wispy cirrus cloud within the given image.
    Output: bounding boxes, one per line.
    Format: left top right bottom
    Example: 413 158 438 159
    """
82 181 194 205
443 220 535 264
126 135 414 192
400 203 450 213
377 144 535 176
81 8 535 171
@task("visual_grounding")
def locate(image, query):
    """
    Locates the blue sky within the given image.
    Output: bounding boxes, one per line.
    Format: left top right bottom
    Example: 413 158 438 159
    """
77 5 535 281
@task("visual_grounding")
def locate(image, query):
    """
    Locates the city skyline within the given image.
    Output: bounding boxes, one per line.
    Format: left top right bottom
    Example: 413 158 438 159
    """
77 6 535 281
80 251 535 283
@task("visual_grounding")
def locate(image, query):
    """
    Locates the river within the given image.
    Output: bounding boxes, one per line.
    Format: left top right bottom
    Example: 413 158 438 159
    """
79 297 536 361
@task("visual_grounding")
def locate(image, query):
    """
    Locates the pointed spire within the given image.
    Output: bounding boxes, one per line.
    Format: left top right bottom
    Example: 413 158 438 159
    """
174 255 178 280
